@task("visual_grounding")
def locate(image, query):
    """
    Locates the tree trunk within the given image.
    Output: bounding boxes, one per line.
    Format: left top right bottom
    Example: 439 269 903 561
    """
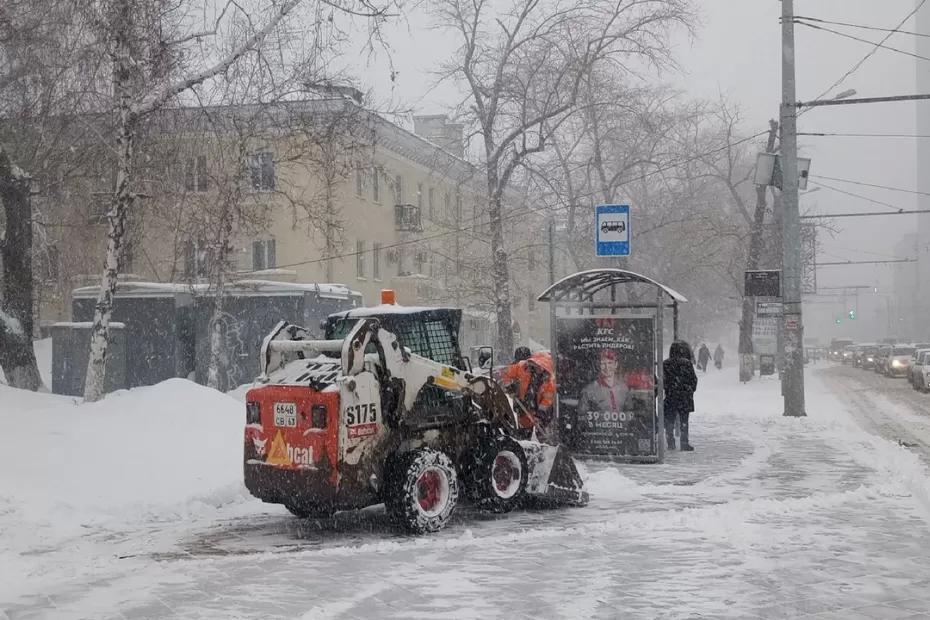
0 146 42 390
738 120 779 383
488 168 514 358
84 5 135 402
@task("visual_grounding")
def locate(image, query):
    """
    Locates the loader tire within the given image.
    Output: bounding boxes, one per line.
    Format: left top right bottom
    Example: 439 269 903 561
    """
465 436 528 513
385 448 458 534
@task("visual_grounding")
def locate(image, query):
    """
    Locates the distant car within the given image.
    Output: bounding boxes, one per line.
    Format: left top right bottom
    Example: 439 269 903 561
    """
909 349 930 389
886 345 916 377
859 345 879 370
829 339 854 362
852 344 873 368
841 344 857 365
920 352 930 393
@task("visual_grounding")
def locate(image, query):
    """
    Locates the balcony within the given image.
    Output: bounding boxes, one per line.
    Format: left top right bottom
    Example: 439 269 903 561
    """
394 203 422 232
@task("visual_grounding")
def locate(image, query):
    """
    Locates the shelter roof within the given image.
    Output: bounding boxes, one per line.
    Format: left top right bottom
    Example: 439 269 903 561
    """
537 269 687 304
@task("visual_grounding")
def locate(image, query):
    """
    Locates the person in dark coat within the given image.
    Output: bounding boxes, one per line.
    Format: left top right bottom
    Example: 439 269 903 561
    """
664 341 698 451
696 343 710 372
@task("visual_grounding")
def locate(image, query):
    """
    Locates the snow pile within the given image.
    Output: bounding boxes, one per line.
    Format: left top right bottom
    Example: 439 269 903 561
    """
0 379 255 546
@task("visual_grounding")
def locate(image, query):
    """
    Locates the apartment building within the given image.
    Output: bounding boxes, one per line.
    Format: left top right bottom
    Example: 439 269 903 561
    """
37 97 551 348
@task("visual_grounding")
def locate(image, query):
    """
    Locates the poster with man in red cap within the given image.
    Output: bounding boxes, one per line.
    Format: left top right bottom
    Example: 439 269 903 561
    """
556 315 656 457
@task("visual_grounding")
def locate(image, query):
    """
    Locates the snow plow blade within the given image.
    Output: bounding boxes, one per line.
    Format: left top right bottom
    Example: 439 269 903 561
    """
518 441 589 507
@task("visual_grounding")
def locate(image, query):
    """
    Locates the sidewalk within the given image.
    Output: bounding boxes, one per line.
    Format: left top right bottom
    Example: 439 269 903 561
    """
6 367 930 619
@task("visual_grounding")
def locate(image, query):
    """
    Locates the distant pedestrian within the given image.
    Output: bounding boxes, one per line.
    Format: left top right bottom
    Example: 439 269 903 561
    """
713 344 725 370
664 341 698 451
697 343 710 372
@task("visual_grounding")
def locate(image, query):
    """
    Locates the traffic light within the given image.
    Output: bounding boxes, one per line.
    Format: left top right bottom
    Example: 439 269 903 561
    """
835 317 842 325
848 309 856 320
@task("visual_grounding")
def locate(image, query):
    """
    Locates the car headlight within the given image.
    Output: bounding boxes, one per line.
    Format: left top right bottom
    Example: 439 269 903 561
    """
892 360 904 368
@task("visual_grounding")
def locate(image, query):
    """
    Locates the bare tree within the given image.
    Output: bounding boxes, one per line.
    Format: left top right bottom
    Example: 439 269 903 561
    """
82 0 396 401
431 0 691 354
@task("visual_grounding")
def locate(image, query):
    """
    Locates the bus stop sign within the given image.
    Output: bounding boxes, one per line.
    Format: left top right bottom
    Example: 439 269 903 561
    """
595 204 630 256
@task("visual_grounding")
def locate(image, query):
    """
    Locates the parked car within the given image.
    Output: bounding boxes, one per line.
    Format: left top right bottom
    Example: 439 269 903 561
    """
886 345 917 378
859 345 880 370
919 351 930 393
909 349 930 389
874 345 893 374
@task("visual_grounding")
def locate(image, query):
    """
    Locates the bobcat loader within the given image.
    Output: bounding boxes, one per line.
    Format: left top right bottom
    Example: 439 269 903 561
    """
243 300 587 533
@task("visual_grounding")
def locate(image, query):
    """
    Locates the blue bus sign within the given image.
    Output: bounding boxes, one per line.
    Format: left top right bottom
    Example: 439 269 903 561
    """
595 204 630 257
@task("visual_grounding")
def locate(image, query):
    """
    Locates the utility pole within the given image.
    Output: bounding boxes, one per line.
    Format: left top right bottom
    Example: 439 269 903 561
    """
781 0 806 416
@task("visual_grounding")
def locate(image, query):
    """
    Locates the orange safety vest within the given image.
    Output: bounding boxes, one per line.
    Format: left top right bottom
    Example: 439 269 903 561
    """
501 352 556 427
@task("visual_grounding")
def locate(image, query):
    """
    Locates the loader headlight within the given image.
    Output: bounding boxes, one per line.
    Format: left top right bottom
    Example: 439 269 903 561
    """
246 401 261 424
867 357 874 362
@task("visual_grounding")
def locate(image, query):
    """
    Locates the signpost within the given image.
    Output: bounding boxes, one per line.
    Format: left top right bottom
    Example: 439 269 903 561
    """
595 204 630 257
756 301 784 316
745 270 781 297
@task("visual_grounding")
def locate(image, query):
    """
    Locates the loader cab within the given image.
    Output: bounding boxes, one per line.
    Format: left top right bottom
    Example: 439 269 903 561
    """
324 306 469 370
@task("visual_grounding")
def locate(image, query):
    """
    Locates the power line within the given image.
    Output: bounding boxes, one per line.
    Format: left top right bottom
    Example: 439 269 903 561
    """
799 131 930 138
817 259 915 266
808 0 927 103
801 210 930 219
274 129 771 270
810 175 930 198
794 15 930 39
794 22 930 63
808 179 907 212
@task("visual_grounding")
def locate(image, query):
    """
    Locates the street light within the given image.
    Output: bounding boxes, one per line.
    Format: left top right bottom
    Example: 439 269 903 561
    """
833 89 858 101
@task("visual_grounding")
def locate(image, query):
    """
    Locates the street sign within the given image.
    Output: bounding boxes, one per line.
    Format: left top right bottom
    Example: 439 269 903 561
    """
595 204 630 257
756 301 784 316
786 317 800 330
744 270 781 297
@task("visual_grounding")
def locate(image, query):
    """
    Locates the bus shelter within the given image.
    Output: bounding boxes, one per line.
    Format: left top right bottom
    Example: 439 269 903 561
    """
538 269 687 463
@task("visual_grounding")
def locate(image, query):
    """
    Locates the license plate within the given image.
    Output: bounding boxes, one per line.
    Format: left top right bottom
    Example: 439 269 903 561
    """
274 402 297 427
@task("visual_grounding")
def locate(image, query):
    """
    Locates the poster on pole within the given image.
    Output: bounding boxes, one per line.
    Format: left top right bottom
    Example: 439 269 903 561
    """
555 315 656 458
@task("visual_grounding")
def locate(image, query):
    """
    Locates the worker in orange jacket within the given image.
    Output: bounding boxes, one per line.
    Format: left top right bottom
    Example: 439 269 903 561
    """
501 348 556 436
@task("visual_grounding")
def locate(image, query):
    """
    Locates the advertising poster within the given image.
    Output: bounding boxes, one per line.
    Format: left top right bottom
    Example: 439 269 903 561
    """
555 316 656 458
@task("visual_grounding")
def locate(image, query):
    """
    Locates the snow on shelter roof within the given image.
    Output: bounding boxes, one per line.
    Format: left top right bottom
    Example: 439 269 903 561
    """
537 269 687 304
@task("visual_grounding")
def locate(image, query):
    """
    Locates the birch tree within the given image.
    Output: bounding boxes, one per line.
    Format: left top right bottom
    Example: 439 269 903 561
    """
431 0 690 355
82 0 395 401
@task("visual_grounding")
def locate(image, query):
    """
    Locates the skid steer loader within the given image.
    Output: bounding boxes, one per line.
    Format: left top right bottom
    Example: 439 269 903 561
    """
243 299 587 534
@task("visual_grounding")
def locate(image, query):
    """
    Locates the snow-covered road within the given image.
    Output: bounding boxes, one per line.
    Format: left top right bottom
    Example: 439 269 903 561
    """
6 366 930 619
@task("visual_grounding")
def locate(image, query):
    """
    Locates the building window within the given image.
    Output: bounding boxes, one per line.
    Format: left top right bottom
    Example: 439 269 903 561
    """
185 155 209 192
444 191 451 220
372 167 380 203
394 174 404 204
373 242 382 280
528 247 537 271
356 165 364 197
417 183 423 210
528 295 536 311
428 187 435 219
455 192 462 222
248 152 275 191
252 239 276 271
356 240 366 278
415 250 427 275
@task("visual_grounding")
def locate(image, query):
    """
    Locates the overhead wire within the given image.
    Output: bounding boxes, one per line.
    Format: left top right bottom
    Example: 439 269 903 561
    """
793 21 930 64
807 179 910 213
807 0 927 103
809 174 930 198
793 15 930 39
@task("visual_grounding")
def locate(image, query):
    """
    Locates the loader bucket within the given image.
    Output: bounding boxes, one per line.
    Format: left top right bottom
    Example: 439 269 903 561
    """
518 441 589 507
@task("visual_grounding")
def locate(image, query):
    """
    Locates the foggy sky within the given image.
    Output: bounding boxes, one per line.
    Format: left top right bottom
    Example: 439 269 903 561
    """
352 0 924 342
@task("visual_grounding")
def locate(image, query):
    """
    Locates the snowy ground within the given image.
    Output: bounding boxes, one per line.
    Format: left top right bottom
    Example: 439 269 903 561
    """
5 362 930 618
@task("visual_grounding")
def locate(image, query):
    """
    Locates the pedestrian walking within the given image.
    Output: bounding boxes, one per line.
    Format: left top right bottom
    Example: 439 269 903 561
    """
713 344 725 370
697 343 710 372
663 341 698 451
